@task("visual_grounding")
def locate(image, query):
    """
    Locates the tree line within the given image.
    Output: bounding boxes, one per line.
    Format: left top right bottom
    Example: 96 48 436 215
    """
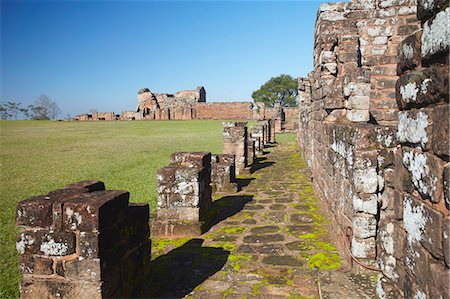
0 95 61 120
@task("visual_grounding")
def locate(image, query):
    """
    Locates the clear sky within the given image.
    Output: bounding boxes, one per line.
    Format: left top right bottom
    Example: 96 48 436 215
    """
1 0 328 117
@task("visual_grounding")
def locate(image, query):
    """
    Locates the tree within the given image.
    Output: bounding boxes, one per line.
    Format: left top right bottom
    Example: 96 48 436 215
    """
252 74 298 108
5 101 21 120
29 95 61 120
0 103 11 119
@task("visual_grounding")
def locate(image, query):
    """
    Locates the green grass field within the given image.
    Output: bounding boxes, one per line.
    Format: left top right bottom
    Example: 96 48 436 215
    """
0 120 295 297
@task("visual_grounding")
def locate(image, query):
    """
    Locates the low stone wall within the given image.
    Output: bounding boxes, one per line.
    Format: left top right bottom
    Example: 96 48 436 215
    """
16 181 150 298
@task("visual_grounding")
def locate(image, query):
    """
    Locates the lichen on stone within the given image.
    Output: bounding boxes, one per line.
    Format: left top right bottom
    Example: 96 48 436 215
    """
397 111 429 147
403 195 427 246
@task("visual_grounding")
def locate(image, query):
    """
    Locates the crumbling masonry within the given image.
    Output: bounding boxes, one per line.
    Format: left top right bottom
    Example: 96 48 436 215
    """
152 152 212 238
297 0 449 298
15 181 150 298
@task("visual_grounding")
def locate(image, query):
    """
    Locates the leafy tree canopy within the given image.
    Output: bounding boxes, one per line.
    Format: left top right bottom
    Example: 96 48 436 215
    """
252 74 298 108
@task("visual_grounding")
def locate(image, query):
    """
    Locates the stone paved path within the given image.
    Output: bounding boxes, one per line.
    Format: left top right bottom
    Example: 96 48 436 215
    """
150 140 377 298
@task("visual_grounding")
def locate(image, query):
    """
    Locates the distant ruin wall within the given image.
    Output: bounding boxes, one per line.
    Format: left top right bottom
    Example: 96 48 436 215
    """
194 102 254 120
297 0 449 298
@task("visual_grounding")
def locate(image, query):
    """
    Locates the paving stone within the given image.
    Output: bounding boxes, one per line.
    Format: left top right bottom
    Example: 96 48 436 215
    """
274 198 294 203
243 234 285 243
236 244 284 255
242 218 257 225
269 204 286 210
250 226 280 234
290 213 314 223
262 255 303 266
244 205 265 210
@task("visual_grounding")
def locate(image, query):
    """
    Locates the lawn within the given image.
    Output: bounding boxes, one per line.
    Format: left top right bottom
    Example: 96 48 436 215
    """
0 119 242 298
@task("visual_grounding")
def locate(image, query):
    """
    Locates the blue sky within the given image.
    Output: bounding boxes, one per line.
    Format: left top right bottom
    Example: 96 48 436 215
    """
1 0 328 117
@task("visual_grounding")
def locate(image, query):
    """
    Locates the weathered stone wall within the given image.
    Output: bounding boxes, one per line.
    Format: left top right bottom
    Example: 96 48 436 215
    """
377 1 449 297
16 181 150 298
75 112 118 121
297 0 448 298
194 102 254 120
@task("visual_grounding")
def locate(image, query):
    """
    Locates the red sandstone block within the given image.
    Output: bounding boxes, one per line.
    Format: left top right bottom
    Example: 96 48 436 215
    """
19 255 53 275
64 258 101 282
429 262 450 299
432 104 449 157
397 31 422 75
417 0 448 22
16 196 53 228
63 190 129 231
404 239 430 288
444 216 450 267
396 65 449 109
170 152 211 169
79 232 99 258
402 147 445 203
16 230 76 256
444 164 450 210
20 280 102 299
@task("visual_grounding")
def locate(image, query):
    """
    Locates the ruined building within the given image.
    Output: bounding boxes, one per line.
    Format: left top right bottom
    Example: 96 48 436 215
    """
297 0 449 298
75 86 298 131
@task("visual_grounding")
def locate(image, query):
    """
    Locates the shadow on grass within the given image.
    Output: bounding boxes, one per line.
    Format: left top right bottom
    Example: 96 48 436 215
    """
251 157 275 173
148 239 229 298
202 195 253 233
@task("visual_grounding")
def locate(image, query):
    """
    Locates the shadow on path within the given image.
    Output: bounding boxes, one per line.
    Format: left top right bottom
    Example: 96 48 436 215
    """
235 177 255 188
148 239 229 298
251 157 275 173
202 195 253 232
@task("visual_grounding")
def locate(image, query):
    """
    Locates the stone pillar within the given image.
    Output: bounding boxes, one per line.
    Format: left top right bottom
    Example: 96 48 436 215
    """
269 119 276 143
16 181 150 298
223 122 248 176
153 152 212 237
258 120 269 147
251 125 264 155
247 137 255 166
211 154 239 194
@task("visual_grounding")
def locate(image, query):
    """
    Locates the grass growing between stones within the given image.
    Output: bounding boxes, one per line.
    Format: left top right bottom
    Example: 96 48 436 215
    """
0 119 239 298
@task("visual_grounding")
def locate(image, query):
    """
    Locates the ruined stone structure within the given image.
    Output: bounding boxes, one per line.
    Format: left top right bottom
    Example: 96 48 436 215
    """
152 152 212 238
251 124 264 155
15 181 150 298
211 154 239 193
297 0 449 298
75 112 118 121
195 102 254 120
75 86 298 131
223 122 248 176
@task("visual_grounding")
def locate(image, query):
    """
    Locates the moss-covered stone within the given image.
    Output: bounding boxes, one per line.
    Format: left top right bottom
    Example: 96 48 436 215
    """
307 252 341 270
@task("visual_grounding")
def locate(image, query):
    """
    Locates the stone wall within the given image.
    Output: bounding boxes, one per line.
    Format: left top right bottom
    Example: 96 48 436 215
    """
75 112 118 121
297 0 448 297
378 2 449 297
16 181 150 298
298 0 449 298
194 102 254 120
